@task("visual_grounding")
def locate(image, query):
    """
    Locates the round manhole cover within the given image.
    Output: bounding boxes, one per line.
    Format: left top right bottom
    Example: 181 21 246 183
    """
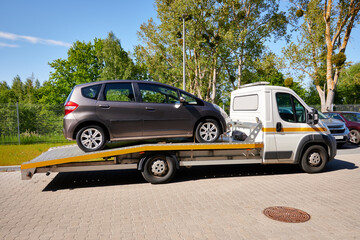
263 206 311 223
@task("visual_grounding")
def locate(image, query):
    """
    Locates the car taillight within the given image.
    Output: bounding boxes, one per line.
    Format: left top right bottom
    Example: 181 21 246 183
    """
64 101 79 116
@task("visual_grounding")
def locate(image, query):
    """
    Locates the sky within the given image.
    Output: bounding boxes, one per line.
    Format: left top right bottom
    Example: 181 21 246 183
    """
0 0 359 87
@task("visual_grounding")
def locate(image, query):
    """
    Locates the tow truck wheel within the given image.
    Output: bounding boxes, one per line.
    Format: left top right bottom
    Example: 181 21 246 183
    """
142 155 176 184
300 145 328 173
76 125 107 152
195 119 220 143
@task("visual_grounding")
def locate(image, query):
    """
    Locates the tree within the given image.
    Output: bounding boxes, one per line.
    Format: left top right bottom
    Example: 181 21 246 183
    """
40 40 103 104
217 0 288 88
98 32 139 80
136 0 287 103
285 0 360 112
335 62 360 104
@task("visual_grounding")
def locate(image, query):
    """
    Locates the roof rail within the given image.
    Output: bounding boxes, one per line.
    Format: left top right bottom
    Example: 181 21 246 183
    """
239 82 270 88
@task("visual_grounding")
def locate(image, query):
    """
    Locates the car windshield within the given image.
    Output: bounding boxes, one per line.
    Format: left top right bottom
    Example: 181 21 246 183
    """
342 113 360 122
318 112 328 119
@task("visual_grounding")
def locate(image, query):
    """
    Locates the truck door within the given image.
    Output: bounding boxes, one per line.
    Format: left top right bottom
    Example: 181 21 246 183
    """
272 91 308 161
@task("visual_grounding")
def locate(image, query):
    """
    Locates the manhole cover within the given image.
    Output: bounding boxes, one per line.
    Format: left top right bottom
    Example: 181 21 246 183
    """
263 206 311 223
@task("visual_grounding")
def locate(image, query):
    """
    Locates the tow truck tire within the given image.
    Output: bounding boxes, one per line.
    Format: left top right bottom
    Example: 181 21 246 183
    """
300 145 328 173
76 125 107 152
142 155 176 184
195 119 220 143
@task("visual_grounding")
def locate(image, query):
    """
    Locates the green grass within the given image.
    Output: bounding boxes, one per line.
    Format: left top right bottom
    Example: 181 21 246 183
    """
0 142 74 166
0 133 68 145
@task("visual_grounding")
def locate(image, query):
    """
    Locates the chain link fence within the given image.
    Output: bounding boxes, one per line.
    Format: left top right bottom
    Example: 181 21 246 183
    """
311 104 360 112
0 103 65 144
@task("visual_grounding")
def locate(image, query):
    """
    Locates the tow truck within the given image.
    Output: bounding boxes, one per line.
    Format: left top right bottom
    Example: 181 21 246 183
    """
21 82 336 184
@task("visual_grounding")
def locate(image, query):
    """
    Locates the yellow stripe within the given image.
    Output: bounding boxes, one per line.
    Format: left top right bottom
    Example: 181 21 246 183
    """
262 127 327 133
21 143 264 170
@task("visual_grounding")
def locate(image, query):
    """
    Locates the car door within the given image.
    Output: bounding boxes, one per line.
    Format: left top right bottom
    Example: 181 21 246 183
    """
272 91 309 161
137 82 195 137
96 82 142 138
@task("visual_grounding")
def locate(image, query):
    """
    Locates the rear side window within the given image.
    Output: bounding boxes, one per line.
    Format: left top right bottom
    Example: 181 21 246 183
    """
81 84 101 100
104 83 135 102
233 94 258 111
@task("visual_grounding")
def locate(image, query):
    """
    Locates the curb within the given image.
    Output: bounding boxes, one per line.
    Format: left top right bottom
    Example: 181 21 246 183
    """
0 165 21 172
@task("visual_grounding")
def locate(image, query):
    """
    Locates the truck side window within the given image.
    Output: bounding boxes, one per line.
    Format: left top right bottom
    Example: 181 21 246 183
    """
276 93 306 123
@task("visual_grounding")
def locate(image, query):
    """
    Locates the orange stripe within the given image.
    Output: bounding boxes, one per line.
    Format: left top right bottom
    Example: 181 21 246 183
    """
262 127 327 133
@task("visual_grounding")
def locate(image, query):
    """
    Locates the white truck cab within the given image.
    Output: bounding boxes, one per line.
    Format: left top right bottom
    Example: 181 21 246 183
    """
230 82 336 172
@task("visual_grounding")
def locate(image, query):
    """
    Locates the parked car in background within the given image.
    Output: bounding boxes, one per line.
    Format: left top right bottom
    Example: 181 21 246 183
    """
323 111 360 145
319 112 349 147
63 80 228 152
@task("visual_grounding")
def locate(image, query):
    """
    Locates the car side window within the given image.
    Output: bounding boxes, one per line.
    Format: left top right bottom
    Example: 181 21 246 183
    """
180 92 198 105
81 84 102 100
104 83 135 102
139 83 179 104
276 92 306 123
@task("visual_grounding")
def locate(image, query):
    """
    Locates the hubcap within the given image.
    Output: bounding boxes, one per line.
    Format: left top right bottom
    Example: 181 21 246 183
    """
350 130 359 144
151 159 168 176
199 122 218 142
308 152 321 166
80 128 103 150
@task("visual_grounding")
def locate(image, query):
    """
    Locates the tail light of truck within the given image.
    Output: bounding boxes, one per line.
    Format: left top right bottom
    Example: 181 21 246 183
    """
64 101 79 116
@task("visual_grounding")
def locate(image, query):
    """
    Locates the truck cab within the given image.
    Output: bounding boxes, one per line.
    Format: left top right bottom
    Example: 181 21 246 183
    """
230 82 336 171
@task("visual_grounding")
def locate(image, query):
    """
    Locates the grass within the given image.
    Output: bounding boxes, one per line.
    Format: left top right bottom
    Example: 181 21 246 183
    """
0 132 67 145
0 142 74 166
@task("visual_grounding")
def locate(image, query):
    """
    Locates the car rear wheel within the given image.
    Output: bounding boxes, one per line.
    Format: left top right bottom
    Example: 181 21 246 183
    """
76 125 107 152
350 129 360 144
195 119 220 143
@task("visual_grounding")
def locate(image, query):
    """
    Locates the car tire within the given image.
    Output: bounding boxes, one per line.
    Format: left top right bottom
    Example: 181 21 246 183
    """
195 119 220 143
350 129 360 144
300 145 328 173
141 155 176 184
76 125 107 152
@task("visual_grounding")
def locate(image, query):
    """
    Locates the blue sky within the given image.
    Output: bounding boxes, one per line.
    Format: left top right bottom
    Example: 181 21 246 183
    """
0 0 359 87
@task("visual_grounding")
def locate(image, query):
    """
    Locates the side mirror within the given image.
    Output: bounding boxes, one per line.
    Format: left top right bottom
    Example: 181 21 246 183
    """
307 108 319 125
175 97 186 109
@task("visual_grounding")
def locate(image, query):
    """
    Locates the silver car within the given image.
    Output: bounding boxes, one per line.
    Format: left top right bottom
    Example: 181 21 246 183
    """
63 80 227 152
319 112 350 147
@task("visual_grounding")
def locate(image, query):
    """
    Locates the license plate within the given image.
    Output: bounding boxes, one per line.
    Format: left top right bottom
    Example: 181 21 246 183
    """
335 136 344 140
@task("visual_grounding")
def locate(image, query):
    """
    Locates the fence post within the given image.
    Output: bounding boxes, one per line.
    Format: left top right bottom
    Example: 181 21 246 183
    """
16 102 20 145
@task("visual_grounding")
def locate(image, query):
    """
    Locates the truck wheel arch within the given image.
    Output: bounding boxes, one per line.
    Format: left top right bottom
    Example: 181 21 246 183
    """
295 134 336 165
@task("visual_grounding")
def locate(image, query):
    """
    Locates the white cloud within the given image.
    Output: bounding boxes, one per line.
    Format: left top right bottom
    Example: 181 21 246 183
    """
0 42 19 48
0 31 72 47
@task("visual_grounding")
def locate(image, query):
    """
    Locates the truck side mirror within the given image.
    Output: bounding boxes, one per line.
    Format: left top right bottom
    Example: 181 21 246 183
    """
307 108 319 125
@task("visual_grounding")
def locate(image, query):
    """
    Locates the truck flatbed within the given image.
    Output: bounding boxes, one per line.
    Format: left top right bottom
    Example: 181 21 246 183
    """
21 140 264 182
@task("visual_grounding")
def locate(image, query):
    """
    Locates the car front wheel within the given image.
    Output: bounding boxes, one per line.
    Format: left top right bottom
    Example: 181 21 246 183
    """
76 125 107 152
195 119 220 143
350 129 360 144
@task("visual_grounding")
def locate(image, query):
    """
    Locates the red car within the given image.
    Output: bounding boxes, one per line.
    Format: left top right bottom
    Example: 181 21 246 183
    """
324 112 360 144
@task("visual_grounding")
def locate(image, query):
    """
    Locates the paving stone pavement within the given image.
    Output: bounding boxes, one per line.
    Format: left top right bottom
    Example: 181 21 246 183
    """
0 152 359 240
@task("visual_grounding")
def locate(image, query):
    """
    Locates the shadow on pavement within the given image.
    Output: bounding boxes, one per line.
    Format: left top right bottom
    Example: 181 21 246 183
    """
43 159 357 191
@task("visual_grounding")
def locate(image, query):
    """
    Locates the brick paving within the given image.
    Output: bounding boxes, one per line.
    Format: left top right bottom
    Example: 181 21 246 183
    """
0 152 359 240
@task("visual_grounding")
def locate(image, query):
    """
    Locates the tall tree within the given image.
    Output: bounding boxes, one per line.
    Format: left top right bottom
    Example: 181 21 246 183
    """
335 62 360 104
97 32 139 80
217 0 288 88
285 0 360 112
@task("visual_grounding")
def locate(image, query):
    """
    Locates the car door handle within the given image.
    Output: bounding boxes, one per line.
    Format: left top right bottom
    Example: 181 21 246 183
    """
145 107 155 111
99 104 110 109
276 122 282 132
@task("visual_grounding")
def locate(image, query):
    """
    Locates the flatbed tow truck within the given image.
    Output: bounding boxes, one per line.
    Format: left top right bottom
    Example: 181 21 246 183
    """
21 83 336 184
